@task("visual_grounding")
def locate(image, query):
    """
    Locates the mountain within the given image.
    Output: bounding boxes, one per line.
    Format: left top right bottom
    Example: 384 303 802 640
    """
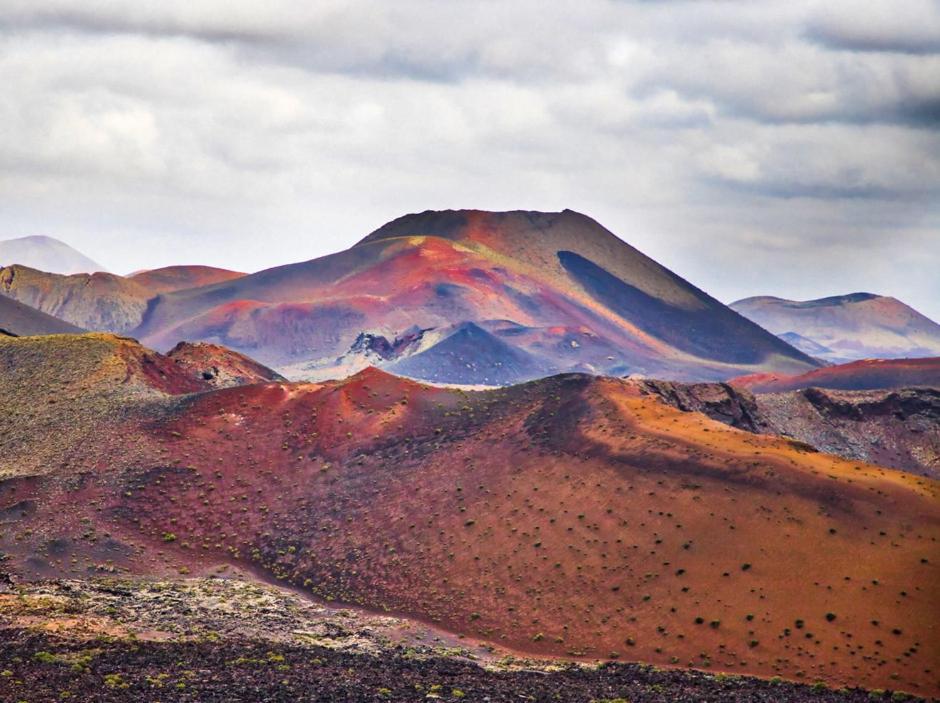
731 294 940 362
731 357 940 393
133 210 817 383
1 334 937 695
0 294 85 336
0 235 106 274
776 331 835 359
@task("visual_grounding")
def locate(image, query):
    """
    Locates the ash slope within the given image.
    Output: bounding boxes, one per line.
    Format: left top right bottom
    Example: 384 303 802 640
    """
1 334 937 695
135 209 817 383
732 294 940 363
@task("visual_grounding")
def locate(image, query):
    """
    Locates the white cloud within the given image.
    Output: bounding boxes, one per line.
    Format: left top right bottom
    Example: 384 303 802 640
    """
0 0 937 320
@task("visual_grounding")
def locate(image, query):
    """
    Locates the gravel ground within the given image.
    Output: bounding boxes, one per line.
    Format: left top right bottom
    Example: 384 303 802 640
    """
0 629 932 703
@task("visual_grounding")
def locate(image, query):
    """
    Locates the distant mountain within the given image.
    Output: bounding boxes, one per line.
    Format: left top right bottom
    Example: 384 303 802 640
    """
132 209 818 383
775 331 835 359
730 357 940 393
0 235 106 274
731 293 940 362
0 294 85 336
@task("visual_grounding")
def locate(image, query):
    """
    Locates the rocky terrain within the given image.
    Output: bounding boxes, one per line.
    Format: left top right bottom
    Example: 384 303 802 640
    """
1 577 932 702
638 381 940 479
165 341 286 389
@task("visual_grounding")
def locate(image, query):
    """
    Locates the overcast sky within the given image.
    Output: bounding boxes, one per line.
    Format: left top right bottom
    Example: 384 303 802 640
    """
1 0 938 318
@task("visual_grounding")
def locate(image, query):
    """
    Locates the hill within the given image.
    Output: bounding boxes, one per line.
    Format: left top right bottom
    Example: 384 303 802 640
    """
0 235 106 274
165 341 285 388
0 333 280 478
731 358 940 393
0 264 246 334
731 294 940 362
0 294 84 336
0 335 936 695
132 210 817 383
0 265 152 332
127 265 245 294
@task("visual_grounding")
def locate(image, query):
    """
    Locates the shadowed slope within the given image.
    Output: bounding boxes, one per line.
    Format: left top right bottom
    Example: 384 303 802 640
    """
386 321 549 385
1 338 936 695
0 294 85 336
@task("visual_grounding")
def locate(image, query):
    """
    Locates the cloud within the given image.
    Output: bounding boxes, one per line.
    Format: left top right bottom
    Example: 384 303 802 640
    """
806 0 940 55
0 0 938 320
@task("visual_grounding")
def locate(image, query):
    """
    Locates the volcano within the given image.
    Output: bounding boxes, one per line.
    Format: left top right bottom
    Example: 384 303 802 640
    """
122 210 818 384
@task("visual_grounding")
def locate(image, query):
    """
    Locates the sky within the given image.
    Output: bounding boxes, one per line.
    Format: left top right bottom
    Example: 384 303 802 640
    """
1 0 938 319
